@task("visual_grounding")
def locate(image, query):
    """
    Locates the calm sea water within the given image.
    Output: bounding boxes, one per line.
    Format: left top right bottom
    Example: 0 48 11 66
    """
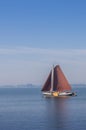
0 86 86 130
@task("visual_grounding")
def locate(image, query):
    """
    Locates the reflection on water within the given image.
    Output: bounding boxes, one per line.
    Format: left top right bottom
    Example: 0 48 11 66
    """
43 98 70 130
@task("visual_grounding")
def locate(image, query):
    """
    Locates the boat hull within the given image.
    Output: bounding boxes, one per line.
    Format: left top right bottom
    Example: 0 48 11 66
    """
42 91 76 97
43 92 52 96
58 92 75 96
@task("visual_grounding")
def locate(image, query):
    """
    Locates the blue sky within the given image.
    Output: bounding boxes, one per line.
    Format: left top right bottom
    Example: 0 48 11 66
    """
0 0 86 85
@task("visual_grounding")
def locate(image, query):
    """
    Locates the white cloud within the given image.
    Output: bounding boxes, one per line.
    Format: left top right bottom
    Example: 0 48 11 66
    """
0 47 86 65
0 47 86 55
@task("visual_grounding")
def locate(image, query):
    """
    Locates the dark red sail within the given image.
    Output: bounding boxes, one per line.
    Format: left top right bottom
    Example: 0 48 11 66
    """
41 65 71 92
41 71 52 91
54 65 71 92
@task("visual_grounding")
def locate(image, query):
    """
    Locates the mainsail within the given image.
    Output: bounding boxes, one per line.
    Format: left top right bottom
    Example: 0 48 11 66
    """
41 65 71 92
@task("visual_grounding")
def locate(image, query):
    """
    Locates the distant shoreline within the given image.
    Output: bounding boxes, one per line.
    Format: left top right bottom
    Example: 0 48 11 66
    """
0 84 85 88
0 84 40 88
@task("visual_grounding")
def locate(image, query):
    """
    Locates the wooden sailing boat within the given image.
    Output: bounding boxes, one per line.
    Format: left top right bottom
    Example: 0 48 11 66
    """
41 65 76 97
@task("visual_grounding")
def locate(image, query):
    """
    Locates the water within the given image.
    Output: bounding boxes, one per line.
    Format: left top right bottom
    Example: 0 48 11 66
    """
0 86 86 130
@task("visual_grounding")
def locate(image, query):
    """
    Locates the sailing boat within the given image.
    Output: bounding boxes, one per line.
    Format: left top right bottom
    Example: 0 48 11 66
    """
41 65 76 97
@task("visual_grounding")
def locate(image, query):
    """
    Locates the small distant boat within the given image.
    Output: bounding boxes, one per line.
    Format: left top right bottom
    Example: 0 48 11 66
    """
41 65 76 97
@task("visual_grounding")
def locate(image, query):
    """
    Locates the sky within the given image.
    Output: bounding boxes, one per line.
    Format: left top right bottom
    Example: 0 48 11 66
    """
0 0 86 85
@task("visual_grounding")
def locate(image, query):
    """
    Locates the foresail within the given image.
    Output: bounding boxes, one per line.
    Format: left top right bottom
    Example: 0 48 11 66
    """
41 71 51 91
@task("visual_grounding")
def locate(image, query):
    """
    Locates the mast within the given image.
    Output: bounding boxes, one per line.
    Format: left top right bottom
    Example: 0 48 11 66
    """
50 65 54 92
